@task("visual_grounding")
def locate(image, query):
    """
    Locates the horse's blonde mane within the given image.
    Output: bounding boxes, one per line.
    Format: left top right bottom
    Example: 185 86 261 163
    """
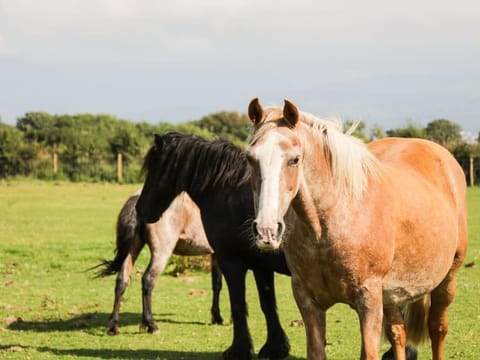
301 112 381 199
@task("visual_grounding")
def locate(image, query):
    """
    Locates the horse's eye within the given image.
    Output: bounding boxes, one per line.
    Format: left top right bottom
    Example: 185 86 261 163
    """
288 156 300 167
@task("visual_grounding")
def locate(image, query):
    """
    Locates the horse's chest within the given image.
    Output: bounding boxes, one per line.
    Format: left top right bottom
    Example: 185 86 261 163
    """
284 238 355 304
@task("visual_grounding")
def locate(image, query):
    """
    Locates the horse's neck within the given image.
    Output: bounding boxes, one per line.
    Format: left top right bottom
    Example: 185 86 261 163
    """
187 185 250 211
292 183 322 238
292 139 352 239
293 175 335 225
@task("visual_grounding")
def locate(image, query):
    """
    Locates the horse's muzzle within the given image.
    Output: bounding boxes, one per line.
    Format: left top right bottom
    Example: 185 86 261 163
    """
252 220 284 250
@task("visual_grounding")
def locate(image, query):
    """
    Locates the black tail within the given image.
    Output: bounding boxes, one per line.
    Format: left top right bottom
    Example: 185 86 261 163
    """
90 194 145 278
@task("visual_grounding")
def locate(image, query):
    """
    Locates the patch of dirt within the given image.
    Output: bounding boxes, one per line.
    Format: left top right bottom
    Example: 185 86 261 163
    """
3 345 25 353
188 289 207 297
4 315 22 327
290 319 304 327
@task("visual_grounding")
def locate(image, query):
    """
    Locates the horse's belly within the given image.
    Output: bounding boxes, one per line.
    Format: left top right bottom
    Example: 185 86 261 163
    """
382 192 458 305
382 281 433 306
382 243 455 306
174 238 213 255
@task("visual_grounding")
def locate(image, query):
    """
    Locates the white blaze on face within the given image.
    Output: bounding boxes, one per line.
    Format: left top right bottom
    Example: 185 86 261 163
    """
251 133 285 237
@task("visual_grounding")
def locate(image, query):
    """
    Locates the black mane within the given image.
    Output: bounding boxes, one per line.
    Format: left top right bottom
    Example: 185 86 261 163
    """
142 132 251 196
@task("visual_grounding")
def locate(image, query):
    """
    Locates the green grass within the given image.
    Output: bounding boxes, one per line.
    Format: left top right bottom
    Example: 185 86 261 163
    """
0 181 479 359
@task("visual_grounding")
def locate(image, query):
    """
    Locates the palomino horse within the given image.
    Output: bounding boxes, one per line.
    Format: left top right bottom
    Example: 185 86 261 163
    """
246 98 468 360
93 189 223 335
136 132 291 360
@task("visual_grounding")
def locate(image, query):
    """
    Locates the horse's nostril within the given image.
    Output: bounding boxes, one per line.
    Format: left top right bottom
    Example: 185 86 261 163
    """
251 220 259 236
277 221 285 238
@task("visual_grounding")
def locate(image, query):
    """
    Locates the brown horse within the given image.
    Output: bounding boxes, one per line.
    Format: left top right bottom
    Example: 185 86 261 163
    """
245 98 468 360
93 189 223 335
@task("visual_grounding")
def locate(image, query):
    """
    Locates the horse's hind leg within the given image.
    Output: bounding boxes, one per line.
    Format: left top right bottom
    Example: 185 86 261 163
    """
210 254 224 325
429 215 467 360
383 307 408 360
382 306 418 360
253 269 290 359
428 271 458 360
141 226 176 334
108 240 144 335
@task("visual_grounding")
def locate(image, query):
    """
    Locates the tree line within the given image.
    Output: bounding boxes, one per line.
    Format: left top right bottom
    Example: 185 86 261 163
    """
0 111 251 182
1 111 479 184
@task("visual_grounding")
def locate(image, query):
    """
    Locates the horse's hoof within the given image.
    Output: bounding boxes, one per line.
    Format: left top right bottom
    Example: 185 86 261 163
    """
107 326 119 336
139 323 160 334
211 314 224 325
381 345 417 360
258 347 289 359
406 346 418 360
258 330 290 359
258 339 290 359
222 345 253 360
107 320 120 335
149 327 160 334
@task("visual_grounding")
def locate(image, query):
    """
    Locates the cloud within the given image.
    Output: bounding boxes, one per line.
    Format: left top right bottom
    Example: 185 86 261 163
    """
1 0 479 130
1 0 479 68
0 33 14 55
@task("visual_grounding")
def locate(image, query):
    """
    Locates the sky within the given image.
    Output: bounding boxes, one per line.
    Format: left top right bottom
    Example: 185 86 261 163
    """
1 0 479 134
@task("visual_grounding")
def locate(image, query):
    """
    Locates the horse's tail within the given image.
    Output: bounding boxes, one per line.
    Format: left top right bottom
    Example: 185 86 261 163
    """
404 294 431 345
90 194 146 278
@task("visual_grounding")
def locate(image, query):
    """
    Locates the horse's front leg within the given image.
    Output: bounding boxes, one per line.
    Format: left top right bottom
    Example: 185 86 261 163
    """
355 278 383 360
291 276 327 360
429 270 458 360
253 269 290 359
219 259 253 360
210 254 224 325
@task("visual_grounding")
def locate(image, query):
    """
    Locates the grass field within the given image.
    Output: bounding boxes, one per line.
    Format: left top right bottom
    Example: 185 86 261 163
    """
1 181 479 359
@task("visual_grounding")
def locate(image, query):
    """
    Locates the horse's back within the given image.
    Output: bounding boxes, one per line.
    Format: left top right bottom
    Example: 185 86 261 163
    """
369 137 466 209
368 137 467 240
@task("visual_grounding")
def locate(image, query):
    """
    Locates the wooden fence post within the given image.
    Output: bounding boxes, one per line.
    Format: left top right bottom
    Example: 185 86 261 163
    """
117 153 123 182
53 153 58 174
469 156 474 187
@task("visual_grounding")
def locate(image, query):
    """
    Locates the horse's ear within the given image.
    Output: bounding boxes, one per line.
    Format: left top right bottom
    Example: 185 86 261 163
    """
154 134 164 150
283 99 299 128
248 97 264 125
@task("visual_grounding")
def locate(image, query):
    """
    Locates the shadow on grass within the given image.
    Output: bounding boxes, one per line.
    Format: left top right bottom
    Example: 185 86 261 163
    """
4 345 222 359
7 311 211 333
6 312 306 359
2 345 305 360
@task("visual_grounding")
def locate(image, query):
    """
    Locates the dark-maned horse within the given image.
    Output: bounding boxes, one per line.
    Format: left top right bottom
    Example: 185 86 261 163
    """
93 189 224 335
136 133 291 360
